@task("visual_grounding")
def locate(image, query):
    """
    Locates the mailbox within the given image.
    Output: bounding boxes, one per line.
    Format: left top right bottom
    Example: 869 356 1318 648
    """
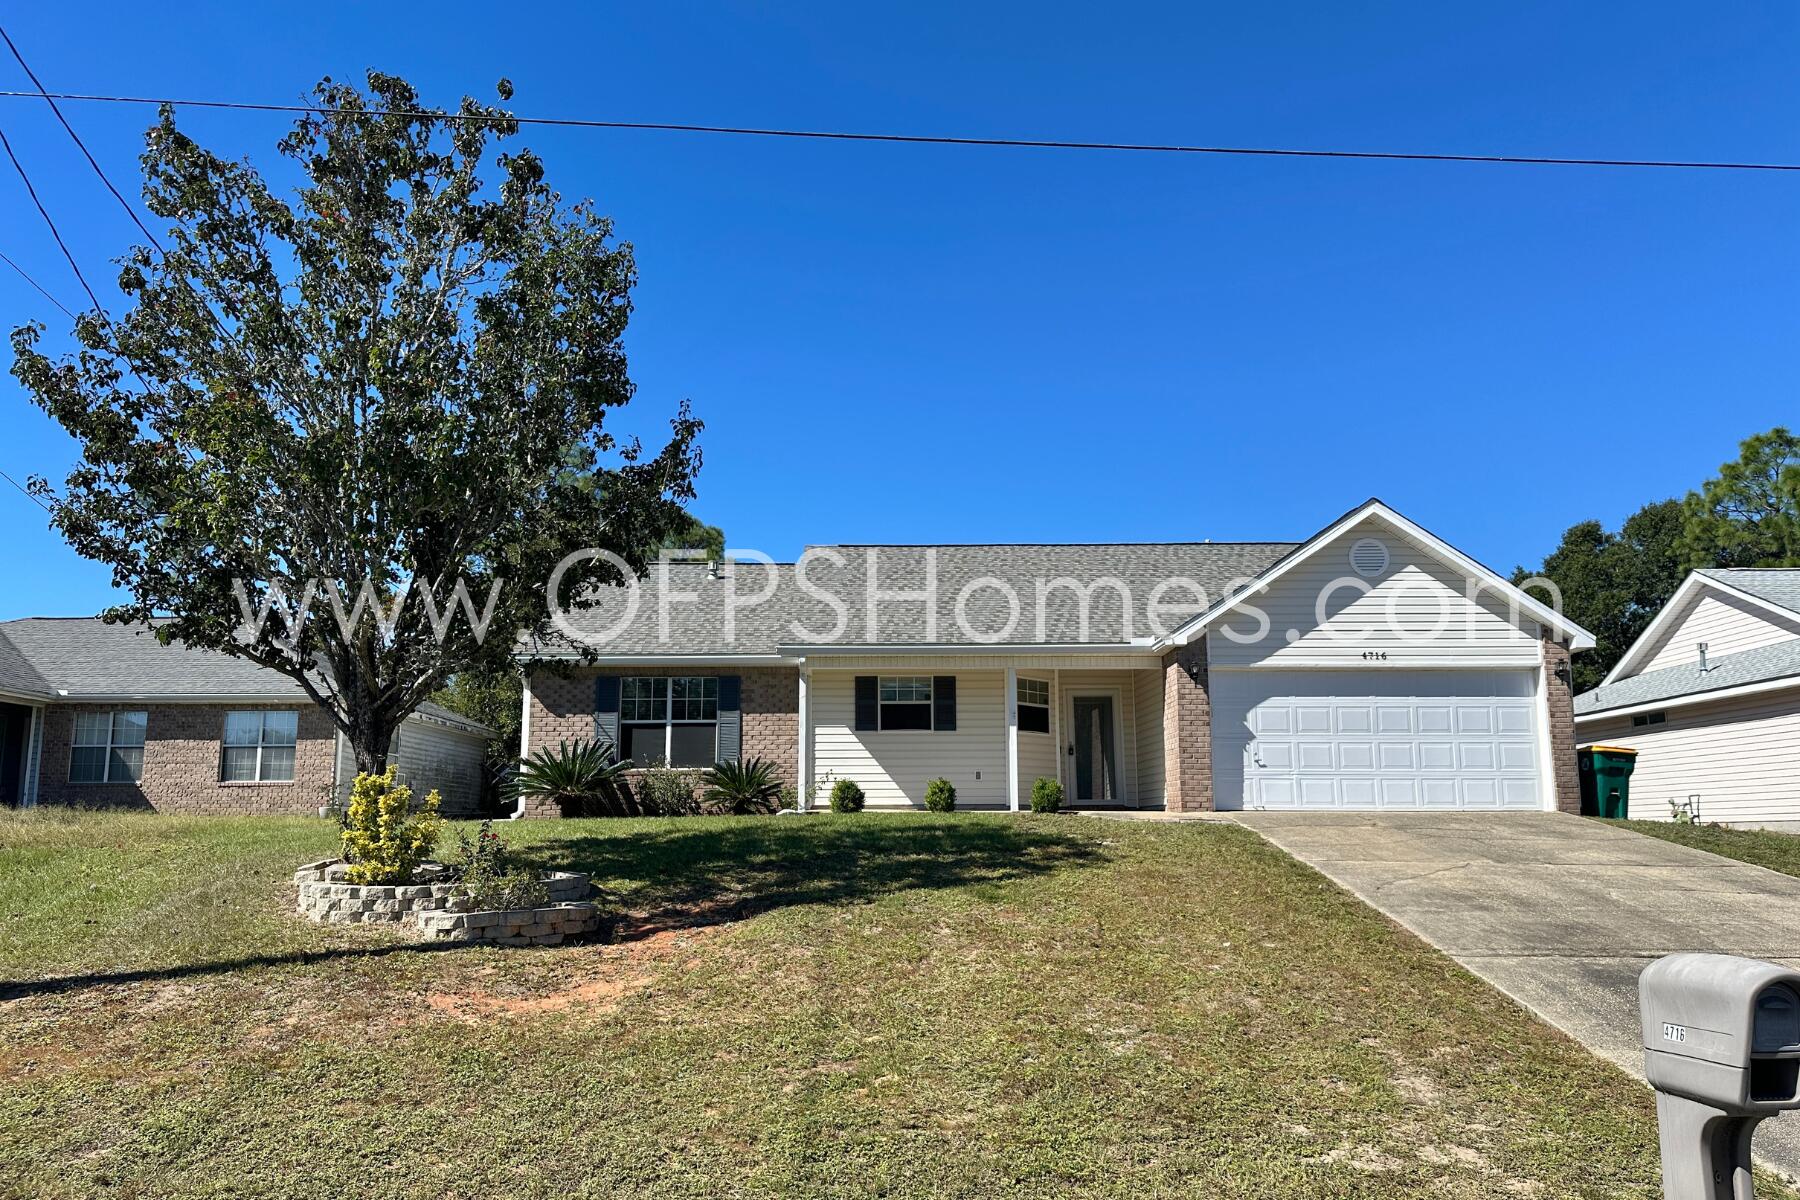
1640 953 1800 1199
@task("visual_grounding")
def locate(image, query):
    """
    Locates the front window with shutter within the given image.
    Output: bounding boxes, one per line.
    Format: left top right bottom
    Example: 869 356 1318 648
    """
878 676 934 730
621 677 719 767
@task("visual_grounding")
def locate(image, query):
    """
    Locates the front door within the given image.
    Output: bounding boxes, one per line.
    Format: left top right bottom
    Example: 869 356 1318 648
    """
1070 695 1119 804
0 703 29 808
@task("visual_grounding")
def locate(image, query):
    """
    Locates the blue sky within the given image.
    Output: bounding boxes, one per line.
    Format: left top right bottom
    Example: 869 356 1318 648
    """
0 2 1794 620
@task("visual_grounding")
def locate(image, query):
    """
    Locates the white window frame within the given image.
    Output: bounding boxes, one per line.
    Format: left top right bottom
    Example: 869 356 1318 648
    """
1017 676 1051 734
621 677 719 766
70 709 147 784
221 710 299 783
878 675 934 731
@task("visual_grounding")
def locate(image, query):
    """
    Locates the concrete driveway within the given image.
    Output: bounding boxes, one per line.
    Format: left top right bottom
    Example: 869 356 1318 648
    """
1233 811 1800 1177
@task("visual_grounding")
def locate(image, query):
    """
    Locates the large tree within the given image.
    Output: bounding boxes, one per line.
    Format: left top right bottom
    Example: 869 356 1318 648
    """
1514 499 1686 691
10 72 700 773
1679 426 1800 569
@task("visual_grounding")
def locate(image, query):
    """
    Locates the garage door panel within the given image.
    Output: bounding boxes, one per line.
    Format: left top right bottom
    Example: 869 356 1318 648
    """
1419 743 1456 770
1497 708 1532 734
1459 743 1496 770
1419 778 1459 809
1212 670 1542 813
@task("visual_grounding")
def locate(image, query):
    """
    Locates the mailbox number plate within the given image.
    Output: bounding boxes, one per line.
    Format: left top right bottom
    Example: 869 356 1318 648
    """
1663 1022 1688 1044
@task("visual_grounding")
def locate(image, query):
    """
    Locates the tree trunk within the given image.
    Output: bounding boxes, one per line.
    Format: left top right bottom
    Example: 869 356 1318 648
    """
348 712 396 779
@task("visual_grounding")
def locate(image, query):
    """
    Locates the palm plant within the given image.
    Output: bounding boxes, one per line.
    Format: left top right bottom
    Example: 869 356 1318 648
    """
509 739 636 817
701 756 784 815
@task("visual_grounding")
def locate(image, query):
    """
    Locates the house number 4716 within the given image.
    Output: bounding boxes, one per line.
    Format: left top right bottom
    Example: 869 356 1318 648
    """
1361 651 1389 661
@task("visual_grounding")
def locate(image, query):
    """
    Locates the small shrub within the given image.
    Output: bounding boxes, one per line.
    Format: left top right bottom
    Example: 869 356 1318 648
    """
924 777 956 813
444 819 550 910
341 768 443 884
830 779 866 813
777 785 800 811
509 739 635 817
637 764 701 816
702 757 784 815
1030 777 1064 814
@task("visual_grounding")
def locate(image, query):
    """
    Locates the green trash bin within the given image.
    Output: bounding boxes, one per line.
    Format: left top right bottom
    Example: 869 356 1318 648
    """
1578 745 1638 818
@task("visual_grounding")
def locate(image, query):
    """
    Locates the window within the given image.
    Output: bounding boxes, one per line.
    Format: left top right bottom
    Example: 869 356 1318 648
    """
221 710 299 782
878 676 934 730
70 710 146 783
621 677 718 767
1017 677 1051 734
1632 711 1667 728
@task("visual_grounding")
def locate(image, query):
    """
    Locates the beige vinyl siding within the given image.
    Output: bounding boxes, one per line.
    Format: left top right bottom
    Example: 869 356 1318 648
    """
1134 668 1165 804
1580 686 1800 824
1207 517 1540 668
813 670 1007 808
335 714 489 816
1017 673 1058 803
1634 590 1800 676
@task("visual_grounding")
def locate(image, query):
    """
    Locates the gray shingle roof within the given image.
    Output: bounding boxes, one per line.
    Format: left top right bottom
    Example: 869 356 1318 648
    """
530 542 1299 656
0 618 491 735
0 618 307 699
1696 569 1800 617
1575 637 1800 716
0 628 51 699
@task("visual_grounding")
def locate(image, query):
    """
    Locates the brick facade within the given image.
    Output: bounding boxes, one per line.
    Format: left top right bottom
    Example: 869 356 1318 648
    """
1161 642 1213 813
35 702 338 815
523 665 800 818
1541 637 1581 814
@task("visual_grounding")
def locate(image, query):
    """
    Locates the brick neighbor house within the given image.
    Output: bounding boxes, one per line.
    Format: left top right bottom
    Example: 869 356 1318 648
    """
517 499 1593 817
0 618 491 815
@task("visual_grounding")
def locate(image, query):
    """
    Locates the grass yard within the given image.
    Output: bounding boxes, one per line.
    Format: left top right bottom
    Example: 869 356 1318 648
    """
0 808 1744 1199
1609 818 1800 880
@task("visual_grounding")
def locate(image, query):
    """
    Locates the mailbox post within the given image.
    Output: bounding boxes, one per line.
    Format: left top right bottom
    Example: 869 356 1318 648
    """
1640 953 1800 1199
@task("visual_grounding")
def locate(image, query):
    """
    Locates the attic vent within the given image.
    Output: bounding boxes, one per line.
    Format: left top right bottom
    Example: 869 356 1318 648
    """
1348 537 1389 578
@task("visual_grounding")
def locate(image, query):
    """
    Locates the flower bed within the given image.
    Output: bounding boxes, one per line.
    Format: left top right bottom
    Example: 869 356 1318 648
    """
293 859 606 944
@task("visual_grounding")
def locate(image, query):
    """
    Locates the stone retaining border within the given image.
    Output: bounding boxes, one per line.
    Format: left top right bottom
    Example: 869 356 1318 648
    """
293 859 603 944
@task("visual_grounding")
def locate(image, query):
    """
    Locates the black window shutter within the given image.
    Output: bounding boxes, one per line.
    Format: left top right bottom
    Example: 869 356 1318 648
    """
854 676 878 731
933 676 957 732
716 675 742 763
594 675 621 761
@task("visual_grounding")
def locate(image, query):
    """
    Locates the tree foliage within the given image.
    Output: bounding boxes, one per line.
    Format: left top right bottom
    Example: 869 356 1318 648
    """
1678 427 1800 569
10 72 700 771
1514 501 1685 692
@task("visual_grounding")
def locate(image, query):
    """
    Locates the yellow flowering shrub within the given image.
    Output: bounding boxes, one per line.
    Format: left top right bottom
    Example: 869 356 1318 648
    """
340 767 443 885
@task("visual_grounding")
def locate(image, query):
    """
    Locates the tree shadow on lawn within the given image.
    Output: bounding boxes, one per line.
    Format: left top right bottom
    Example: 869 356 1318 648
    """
1 820 1106 1000
520 817 1107 942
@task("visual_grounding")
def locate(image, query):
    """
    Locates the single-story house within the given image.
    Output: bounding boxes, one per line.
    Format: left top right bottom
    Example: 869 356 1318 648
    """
1574 568 1800 829
517 499 1594 816
0 617 492 815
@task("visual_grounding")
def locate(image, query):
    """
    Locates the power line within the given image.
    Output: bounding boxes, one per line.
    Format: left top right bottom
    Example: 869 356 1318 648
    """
0 246 75 318
0 466 51 513
0 121 103 312
0 26 164 252
0 88 1794 173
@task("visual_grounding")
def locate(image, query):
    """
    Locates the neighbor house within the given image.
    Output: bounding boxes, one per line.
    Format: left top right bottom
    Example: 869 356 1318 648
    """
0 618 492 815
1575 568 1800 829
516 499 1594 816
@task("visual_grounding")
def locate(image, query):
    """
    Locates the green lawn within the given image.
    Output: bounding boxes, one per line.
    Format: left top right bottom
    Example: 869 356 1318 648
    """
1608 818 1800 879
0 808 1749 1199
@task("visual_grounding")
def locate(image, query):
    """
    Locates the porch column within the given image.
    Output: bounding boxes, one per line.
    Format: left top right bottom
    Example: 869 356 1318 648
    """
797 667 812 811
1051 669 1063 793
1005 665 1020 812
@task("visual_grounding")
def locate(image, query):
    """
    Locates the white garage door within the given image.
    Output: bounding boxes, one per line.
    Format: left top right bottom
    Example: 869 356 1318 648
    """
1211 670 1543 811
